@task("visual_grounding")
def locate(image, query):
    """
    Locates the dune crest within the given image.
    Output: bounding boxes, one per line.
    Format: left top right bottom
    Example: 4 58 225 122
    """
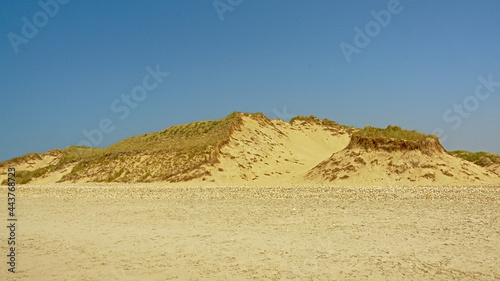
346 134 445 154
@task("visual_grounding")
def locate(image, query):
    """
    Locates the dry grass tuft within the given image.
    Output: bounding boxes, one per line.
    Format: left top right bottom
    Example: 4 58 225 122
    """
355 125 435 141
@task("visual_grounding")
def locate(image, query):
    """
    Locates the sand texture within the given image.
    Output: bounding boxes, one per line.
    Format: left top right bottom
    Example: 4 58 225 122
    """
200 117 350 186
2 184 500 280
487 163 500 176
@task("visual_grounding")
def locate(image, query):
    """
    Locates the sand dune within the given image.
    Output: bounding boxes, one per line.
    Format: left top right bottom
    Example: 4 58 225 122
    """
1 112 499 186
307 135 500 186
0 150 60 176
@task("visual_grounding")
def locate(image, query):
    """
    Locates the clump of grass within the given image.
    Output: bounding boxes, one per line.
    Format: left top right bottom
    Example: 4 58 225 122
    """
290 115 310 123
290 115 328 124
106 168 124 182
289 115 346 131
450 150 500 167
58 146 105 164
354 125 436 141
341 124 356 129
2 165 55 185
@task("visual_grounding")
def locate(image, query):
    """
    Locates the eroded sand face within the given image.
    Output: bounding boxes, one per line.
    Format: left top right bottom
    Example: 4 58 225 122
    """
2 184 499 280
200 117 350 186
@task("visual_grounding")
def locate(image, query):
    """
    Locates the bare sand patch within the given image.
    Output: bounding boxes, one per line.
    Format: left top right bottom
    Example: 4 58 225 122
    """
198 116 350 186
487 163 500 176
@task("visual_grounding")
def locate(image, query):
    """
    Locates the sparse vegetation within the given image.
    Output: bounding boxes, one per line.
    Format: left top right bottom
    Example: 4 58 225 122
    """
289 115 304 123
354 125 436 141
5 152 42 165
106 168 124 182
450 150 500 167
1 112 243 184
109 111 241 153
290 115 348 134
59 112 243 182
345 125 443 153
290 115 339 127
1 146 105 185
10 165 55 184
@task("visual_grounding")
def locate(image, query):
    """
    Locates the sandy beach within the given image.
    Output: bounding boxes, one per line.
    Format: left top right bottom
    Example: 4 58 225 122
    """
1 184 499 280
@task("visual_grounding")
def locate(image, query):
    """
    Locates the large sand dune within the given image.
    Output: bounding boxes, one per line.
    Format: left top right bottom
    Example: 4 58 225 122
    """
1 112 499 186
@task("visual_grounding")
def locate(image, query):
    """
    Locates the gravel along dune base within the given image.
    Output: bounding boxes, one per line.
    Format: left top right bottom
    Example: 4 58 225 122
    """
2 184 500 280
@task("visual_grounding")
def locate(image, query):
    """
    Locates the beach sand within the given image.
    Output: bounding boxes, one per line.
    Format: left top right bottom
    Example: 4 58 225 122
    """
2 184 500 280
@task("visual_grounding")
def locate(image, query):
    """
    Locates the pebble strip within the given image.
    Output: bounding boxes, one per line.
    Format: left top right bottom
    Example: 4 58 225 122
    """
3 184 500 202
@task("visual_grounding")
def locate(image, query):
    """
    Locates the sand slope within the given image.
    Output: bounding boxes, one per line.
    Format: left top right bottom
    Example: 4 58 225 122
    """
194 115 350 185
487 163 500 176
0 149 76 184
0 150 60 173
307 135 500 186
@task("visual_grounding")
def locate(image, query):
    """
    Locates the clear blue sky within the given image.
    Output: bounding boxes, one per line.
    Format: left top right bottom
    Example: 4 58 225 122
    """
1 0 500 162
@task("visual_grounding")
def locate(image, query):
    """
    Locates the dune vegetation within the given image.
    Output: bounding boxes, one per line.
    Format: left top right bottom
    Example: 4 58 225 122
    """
108 111 242 153
1 146 104 184
450 150 500 167
2 112 244 184
354 125 436 141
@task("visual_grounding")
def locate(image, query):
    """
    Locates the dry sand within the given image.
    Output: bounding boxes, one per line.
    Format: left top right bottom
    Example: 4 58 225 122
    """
306 149 500 187
487 163 500 176
2 183 500 280
181 116 500 187
197 117 350 186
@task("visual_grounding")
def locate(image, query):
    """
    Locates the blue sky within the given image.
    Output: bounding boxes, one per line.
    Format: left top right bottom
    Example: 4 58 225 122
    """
1 0 500 162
